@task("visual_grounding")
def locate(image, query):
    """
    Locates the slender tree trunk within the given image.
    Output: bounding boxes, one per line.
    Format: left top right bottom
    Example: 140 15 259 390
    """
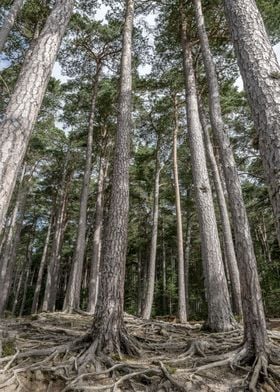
137 249 142 316
0 0 25 52
194 0 268 353
19 241 33 317
180 3 234 332
224 0 280 249
184 219 192 316
89 0 137 356
0 0 74 231
42 160 71 312
31 218 52 314
141 142 161 320
64 70 101 313
259 216 272 264
11 269 23 315
169 253 176 316
87 156 109 314
199 105 242 316
172 96 187 323
0 165 28 316
162 234 167 315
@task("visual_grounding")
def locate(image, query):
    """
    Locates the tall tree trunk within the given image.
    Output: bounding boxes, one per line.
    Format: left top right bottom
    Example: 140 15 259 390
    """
0 0 73 231
0 0 25 52
141 141 161 320
19 240 33 317
64 70 101 313
0 165 28 316
87 155 109 314
31 218 52 314
199 104 242 316
88 0 137 356
194 0 268 353
162 233 167 315
11 268 23 315
42 160 71 312
184 218 192 316
172 96 187 323
224 0 280 249
180 3 234 332
137 249 142 316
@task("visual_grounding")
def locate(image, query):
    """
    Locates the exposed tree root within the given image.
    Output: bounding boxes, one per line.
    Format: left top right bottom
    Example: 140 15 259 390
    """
158 361 189 392
0 313 280 391
248 354 268 392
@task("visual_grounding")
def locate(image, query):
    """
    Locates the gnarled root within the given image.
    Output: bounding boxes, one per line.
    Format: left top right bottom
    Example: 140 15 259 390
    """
231 345 270 392
248 355 268 392
78 327 140 368
179 339 211 359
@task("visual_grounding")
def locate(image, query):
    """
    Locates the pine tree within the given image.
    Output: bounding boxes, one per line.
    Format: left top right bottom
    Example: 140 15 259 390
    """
0 0 74 232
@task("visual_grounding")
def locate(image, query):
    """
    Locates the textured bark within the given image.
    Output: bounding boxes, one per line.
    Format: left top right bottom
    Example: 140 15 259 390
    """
224 0 280 249
64 71 101 313
42 160 71 312
89 0 135 355
172 96 187 323
194 0 268 352
0 0 25 52
31 218 52 314
87 156 109 314
180 4 233 332
0 165 28 316
199 105 242 316
0 0 74 231
141 141 161 320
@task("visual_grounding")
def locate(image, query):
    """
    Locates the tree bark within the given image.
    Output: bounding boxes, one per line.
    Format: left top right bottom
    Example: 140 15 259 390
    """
42 158 71 312
0 0 25 52
224 0 280 249
194 0 268 352
137 249 142 316
0 164 28 316
180 3 234 332
199 104 242 316
172 96 187 323
19 240 33 317
162 232 167 315
87 155 109 314
64 69 101 313
31 217 52 314
0 0 74 231
11 269 23 315
141 140 161 320
184 218 192 316
89 0 136 356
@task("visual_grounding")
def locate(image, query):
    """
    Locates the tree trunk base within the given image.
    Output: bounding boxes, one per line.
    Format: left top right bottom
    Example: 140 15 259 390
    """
79 326 140 367
230 344 272 391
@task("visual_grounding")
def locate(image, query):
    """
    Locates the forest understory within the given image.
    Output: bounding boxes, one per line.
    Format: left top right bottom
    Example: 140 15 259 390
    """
0 313 280 392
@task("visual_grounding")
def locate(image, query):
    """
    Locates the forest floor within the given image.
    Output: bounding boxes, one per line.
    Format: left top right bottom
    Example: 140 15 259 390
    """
0 312 279 391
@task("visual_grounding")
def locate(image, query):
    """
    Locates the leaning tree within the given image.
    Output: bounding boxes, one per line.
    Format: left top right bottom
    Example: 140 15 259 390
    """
224 0 280 248
0 0 74 232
